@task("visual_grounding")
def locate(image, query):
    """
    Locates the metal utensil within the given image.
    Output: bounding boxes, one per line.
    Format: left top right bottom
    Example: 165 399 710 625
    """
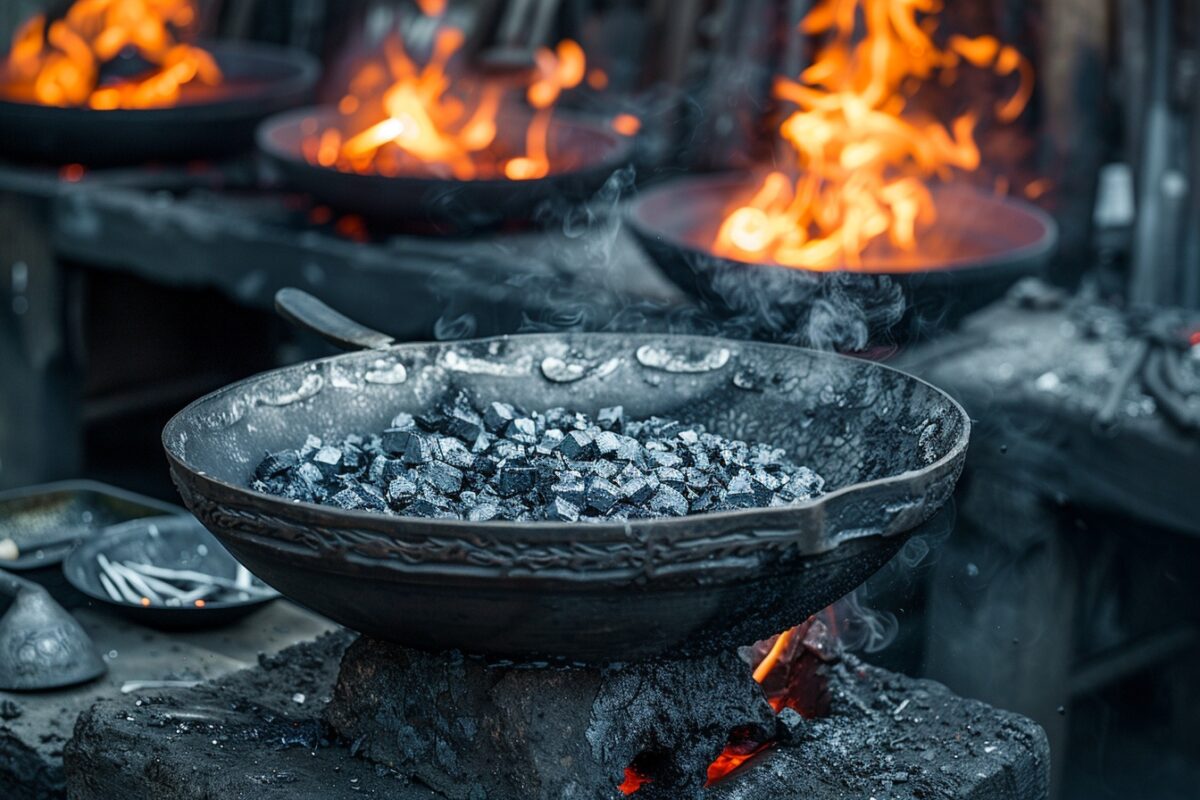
0 568 105 691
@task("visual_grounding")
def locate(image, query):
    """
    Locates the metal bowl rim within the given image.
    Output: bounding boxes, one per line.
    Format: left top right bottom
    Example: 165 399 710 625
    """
625 171 1059 277
0 40 320 121
255 104 635 189
163 331 969 541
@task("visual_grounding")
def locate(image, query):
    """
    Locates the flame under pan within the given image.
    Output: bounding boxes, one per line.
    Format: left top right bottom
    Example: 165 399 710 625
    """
0 41 318 165
256 105 633 228
164 315 968 662
627 172 1058 340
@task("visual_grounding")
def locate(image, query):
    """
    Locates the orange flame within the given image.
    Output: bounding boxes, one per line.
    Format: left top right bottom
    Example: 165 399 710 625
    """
310 10 600 182
713 0 1033 271
0 0 221 109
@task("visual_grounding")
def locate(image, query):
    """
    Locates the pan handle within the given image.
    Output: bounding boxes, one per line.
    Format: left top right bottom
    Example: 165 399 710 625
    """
275 288 396 351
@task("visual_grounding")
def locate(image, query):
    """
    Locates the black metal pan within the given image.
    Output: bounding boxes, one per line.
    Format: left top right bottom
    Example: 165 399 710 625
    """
162 289 969 663
256 106 633 227
627 172 1058 340
0 41 319 165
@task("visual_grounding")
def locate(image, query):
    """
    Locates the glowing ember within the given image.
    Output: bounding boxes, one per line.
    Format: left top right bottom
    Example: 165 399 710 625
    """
621 617 838 793
705 736 773 786
619 767 651 794
305 8 603 181
612 113 640 137
713 0 1034 271
0 0 221 109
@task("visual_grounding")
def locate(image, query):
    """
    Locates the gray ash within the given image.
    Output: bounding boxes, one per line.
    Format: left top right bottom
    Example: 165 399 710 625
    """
250 391 824 522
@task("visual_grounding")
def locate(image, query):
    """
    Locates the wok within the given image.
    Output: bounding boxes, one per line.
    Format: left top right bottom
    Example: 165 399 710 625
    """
162 289 969 662
256 106 633 227
628 172 1058 340
0 42 319 165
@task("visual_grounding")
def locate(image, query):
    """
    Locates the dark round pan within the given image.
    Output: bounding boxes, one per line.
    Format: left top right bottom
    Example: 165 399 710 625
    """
63 515 278 630
162 289 969 663
627 172 1058 340
0 41 319 165
256 106 633 227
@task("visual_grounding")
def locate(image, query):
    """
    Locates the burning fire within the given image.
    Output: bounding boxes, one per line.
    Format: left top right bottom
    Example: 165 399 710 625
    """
0 0 221 109
305 8 589 181
621 617 838 793
713 0 1034 270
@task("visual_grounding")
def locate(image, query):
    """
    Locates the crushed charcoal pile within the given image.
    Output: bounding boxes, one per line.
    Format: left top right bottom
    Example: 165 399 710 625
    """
250 392 824 522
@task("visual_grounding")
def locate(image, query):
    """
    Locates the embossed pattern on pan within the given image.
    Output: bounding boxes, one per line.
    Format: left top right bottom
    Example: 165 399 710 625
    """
164 331 968 662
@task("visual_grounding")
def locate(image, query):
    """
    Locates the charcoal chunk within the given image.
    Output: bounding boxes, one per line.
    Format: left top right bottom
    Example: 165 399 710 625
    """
297 461 325 486
255 450 299 480
467 501 500 522
312 446 344 477
435 437 475 469
505 417 538 444
299 435 322 458
550 472 586 506
483 402 517 432
535 429 565 455
252 396 824 523
655 467 686 491
401 434 434 466
649 451 683 469
547 497 581 522
619 476 654 505
390 412 416 430
649 485 688 517
385 476 418 508
558 430 599 461
597 405 624 432
382 428 419 455
330 482 386 511
593 431 622 458
494 462 538 497
723 470 758 508
419 462 464 495
585 477 620 514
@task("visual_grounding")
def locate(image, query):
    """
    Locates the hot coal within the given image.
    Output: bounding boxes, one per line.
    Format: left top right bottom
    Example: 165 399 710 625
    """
249 391 824 522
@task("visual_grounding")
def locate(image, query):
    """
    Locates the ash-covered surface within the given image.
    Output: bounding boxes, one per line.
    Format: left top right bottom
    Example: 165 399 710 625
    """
896 280 1200 535
66 634 1047 800
250 391 824 522
709 656 1049 800
65 631 433 800
326 637 775 800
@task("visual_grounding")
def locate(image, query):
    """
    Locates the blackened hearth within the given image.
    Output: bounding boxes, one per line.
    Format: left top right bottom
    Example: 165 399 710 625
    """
65 632 1048 800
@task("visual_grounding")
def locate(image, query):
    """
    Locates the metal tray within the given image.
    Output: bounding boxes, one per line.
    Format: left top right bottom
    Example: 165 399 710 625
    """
0 480 186 573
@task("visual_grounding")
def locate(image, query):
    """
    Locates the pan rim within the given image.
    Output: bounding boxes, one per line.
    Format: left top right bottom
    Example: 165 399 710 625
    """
0 40 319 121
163 331 969 544
255 104 634 190
625 171 1058 278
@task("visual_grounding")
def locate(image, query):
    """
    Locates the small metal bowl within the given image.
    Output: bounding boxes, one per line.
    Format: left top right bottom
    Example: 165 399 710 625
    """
63 516 278 630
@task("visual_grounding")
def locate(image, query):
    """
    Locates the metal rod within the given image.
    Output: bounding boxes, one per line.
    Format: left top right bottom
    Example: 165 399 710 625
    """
97 554 143 604
98 573 123 603
112 564 162 606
